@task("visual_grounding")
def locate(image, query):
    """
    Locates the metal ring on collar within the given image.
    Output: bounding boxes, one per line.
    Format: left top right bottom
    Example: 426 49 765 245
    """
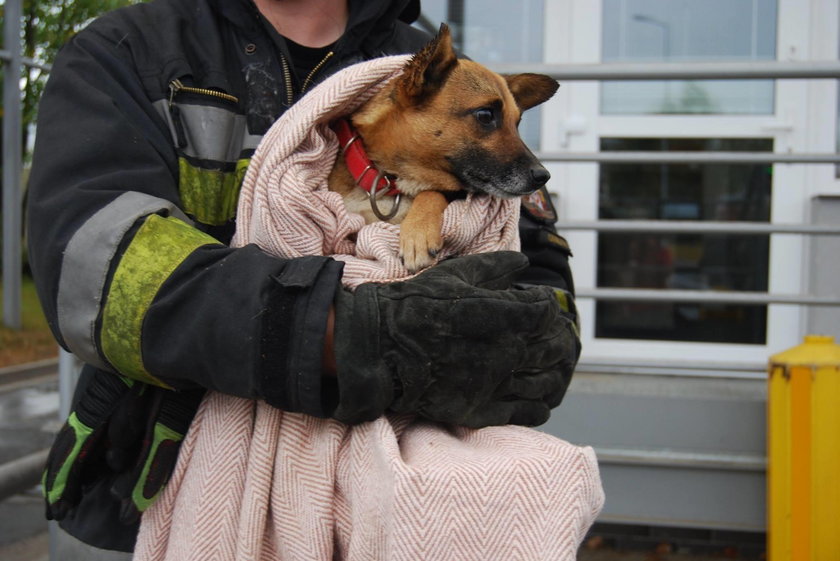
369 171 401 221
341 132 360 154
354 164 374 186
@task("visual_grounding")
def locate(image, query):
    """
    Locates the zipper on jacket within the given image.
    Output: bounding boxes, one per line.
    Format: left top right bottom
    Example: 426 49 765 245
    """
167 79 240 149
301 51 334 94
279 54 294 106
168 79 239 105
278 50 334 104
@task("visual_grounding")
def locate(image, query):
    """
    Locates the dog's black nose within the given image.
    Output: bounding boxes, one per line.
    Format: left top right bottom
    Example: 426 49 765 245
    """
531 166 551 187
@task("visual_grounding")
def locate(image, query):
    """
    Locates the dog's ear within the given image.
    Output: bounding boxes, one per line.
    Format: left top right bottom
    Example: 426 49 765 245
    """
504 74 559 111
397 23 458 106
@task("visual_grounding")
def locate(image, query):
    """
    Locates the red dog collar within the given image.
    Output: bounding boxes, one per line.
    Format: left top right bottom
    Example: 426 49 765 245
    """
331 119 400 197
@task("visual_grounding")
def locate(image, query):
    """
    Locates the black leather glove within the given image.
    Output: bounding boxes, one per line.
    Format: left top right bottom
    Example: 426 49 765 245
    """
108 387 203 524
42 369 202 524
332 251 581 427
42 370 137 521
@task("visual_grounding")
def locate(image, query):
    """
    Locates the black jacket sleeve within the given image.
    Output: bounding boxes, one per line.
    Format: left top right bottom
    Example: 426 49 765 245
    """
518 188 576 295
27 23 341 417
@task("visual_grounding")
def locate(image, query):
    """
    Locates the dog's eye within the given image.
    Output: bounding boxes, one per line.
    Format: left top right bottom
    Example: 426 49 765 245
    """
474 108 495 127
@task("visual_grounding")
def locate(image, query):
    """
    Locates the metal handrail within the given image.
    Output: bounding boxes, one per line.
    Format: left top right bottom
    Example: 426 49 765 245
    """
536 151 840 164
574 288 840 307
504 61 840 310
577 358 766 379
0 49 51 71
558 220 840 236
489 60 840 80
5 24 839 328
594 446 766 472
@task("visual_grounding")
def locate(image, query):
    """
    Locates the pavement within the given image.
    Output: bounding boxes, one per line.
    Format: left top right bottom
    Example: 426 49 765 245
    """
0 493 49 561
0 368 58 561
0 377 59 466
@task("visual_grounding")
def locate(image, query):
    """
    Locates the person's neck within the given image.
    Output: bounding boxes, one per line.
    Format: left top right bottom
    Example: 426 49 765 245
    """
253 0 349 48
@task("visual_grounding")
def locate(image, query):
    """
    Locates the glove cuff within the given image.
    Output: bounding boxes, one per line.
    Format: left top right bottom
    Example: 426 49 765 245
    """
331 285 394 424
259 256 344 416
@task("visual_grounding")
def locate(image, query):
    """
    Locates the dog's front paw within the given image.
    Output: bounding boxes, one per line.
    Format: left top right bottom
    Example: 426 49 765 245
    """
398 190 448 273
400 225 443 273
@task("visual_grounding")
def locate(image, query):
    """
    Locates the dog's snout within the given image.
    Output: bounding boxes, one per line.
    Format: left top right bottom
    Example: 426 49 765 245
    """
531 166 550 187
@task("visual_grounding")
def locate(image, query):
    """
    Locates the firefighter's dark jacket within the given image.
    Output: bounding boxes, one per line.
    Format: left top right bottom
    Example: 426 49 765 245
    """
27 0 575 551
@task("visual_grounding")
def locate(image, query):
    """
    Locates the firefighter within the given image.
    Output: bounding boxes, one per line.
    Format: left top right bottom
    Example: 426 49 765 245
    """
27 0 580 556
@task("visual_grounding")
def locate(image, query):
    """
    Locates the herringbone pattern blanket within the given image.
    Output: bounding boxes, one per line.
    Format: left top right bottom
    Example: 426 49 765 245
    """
134 55 604 561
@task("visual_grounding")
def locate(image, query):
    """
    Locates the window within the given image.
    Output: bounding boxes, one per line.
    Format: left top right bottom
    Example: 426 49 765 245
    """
601 0 778 114
418 0 545 147
597 138 772 344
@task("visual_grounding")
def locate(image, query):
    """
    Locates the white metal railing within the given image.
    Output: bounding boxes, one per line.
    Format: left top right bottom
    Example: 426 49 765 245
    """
535 151 840 164
490 60 840 80
491 60 840 310
555 220 840 236
4 23 840 327
574 288 840 306
0 51 51 71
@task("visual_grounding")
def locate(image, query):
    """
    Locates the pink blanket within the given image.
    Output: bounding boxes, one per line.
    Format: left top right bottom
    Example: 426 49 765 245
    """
134 55 603 561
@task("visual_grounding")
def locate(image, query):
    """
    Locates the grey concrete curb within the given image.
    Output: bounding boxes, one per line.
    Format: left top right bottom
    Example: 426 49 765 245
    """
0 358 58 387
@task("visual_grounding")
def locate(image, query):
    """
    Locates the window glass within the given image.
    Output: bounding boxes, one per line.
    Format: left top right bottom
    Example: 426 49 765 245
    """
418 0 545 148
418 0 544 61
601 0 778 114
597 138 772 344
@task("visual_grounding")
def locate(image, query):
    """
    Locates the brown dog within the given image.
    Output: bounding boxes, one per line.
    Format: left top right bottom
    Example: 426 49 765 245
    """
328 24 558 272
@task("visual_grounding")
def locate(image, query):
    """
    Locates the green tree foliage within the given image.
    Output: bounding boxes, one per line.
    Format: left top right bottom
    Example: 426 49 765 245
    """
0 0 142 276
3 0 143 151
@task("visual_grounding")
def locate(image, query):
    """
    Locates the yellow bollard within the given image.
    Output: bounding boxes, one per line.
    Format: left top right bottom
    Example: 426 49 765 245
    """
768 335 840 561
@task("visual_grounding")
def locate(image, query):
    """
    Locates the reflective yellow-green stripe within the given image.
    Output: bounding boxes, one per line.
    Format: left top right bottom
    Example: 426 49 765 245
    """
178 157 250 225
131 421 183 512
553 289 581 334
100 214 219 387
42 412 93 504
553 289 570 313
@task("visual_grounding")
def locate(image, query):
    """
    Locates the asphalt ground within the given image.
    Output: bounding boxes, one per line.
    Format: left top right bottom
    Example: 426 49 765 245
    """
0 365 58 561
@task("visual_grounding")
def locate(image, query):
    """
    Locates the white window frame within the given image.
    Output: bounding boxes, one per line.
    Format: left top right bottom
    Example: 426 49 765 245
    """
539 0 839 368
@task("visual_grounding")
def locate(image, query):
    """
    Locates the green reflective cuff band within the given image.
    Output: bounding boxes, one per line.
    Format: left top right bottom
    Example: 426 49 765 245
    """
178 157 249 225
554 289 570 313
43 412 93 504
131 422 184 512
119 374 135 389
554 289 581 335
101 214 220 387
